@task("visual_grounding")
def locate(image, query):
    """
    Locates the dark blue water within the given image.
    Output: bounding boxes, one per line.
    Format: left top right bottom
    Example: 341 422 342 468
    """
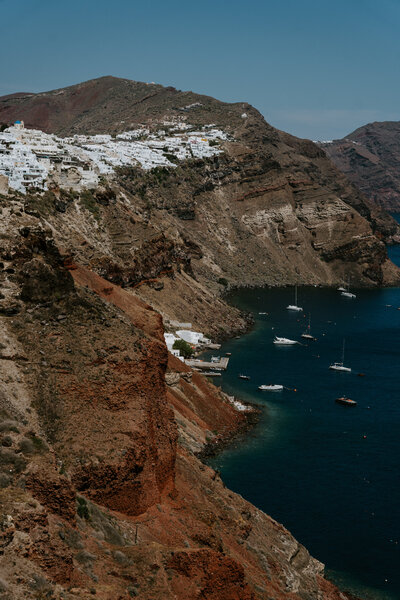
207 249 400 599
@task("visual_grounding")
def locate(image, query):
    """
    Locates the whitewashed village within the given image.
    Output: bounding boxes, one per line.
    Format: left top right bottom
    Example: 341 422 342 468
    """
0 119 249 414
0 119 229 195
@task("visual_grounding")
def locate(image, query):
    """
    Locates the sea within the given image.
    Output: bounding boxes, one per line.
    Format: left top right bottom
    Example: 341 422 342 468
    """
206 228 400 599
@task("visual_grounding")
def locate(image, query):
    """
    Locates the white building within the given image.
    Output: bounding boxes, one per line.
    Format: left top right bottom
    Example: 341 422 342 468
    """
0 120 230 195
176 330 211 346
164 333 178 351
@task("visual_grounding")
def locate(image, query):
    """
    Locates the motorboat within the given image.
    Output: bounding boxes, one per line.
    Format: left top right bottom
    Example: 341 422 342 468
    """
287 286 303 312
338 286 346 292
274 336 297 345
335 397 357 406
329 339 351 372
301 315 316 340
259 384 283 391
203 371 221 377
238 374 250 380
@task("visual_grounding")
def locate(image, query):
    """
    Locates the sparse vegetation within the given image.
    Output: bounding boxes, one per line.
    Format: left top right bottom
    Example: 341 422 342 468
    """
173 339 194 358
77 495 90 520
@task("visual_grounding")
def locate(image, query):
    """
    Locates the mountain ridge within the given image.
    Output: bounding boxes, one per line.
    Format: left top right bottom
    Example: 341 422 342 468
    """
319 120 400 212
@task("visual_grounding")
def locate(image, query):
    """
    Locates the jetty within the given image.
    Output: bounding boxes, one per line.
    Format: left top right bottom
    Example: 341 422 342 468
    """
185 357 229 371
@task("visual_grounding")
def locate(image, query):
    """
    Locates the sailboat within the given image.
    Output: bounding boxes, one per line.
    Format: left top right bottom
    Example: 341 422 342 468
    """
301 315 316 340
329 339 351 372
341 278 356 298
287 286 303 312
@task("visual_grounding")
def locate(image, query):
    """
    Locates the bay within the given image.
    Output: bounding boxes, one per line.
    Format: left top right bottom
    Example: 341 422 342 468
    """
206 245 400 599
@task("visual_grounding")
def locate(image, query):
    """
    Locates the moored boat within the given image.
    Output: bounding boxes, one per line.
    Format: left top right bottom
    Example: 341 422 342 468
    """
238 374 250 380
274 336 297 345
329 339 351 372
335 396 357 406
259 384 283 391
301 314 316 340
287 286 303 312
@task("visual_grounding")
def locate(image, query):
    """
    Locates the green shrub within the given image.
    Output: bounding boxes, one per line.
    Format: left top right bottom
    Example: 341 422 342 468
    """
77 496 90 520
172 339 194 358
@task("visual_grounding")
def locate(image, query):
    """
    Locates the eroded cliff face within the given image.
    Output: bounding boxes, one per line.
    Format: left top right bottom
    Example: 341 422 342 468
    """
0 209 358 599
319 121 400 213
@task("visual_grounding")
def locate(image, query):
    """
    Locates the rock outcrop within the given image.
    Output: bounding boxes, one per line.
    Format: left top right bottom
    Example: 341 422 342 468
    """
319 121 400 213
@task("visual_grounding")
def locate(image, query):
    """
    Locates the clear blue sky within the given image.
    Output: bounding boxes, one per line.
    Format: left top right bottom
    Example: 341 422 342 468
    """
1 0 399 139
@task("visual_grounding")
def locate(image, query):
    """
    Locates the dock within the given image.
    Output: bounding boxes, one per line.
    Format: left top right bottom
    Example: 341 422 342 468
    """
185 357 229 371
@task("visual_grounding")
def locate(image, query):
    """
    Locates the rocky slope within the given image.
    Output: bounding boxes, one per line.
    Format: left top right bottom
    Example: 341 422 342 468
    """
0 76 394 599
319 121 400 213
1 76 399 299
0 201 358 599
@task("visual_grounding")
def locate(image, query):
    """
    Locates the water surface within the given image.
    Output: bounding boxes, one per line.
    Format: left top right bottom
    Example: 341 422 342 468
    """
207 256 400 599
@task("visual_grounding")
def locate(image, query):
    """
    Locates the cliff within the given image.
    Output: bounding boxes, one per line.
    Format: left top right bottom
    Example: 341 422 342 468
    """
0 207 357 599
0 76 389 599
1 76 399 299
319 121 400 213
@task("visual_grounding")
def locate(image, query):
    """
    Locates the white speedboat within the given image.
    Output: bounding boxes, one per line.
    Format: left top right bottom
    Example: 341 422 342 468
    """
329 340 351 372
338 286 346 292
238 374 250 380
274 336 297 345
259 384 283 391
287 286 303 312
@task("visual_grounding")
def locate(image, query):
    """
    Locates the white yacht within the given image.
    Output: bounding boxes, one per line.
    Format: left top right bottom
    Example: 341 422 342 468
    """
273 336 297 345
287 286 303 312
259 384 283 391
329 340 351 372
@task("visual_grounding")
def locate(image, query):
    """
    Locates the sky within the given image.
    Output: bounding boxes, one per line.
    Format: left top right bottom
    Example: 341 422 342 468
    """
1 0 400 140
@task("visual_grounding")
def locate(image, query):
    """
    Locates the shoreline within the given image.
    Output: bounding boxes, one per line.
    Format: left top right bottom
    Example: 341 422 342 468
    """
195 286 398 600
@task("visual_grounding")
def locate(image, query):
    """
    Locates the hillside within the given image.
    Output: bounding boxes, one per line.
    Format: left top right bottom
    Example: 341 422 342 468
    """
0 201 358 600
1 76 399 299
0 76 395 599
319 121 400 213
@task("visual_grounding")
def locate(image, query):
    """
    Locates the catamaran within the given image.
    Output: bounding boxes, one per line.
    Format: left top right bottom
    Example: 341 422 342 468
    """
301 315 316 340
287 286 303 312
259 384 283 391
273 336 297 345
329 340 351 372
